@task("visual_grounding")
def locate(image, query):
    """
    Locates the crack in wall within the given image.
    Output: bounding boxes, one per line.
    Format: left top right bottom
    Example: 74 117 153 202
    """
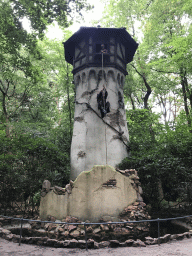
74 68 129 151
81 91 91 98
111 134 129 144
76 71 103 106
75 101 130 150
75 69 122 107
108 111 125 127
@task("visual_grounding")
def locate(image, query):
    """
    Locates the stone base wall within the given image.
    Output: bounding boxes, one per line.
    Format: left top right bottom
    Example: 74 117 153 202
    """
38 166 152 242
2 166 192 248
1 216 192 249
40 166 140 222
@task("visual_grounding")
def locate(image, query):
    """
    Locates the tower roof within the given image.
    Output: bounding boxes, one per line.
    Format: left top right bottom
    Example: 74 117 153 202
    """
64 26 138 66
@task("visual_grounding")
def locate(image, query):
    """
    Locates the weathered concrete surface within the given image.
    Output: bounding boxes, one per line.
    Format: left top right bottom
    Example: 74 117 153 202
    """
71 67 129 180
40 165 137 222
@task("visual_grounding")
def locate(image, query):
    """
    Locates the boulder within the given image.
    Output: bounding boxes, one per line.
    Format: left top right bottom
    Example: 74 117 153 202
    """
68 225 77 232
63 240 70 247
68 239 78 248
94 241 100 249
110 240 120 247
78 240 86 249
65 184 72 194
48 230 55 239
70 230 80 238
176 234 185 240
160 234 171 243
47 215 56 222
93 227 101 234
145 236 155 245
61 231 69 237
125 239 134 246
12 235 20 243
46 238 58 247
5 234 14 241
21 237 32 244
100 224 109 231
87 239 95 248
53 186 66 195
99 241 110 248
183 232 191 238
133 239 146 247
41 180 51 196
2 229 11 236
65 216 79 223
48 223 57 231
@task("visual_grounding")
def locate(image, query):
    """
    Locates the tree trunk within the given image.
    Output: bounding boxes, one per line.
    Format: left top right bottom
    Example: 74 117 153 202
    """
184 75 192 110
2 92 10 137
157 179 164 201
143 75 152 110
131 64 151 109
129 93 136 110
180 71 191 128
66 64 72 139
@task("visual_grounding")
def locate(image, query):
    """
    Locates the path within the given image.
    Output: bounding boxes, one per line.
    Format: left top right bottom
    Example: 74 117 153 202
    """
1 238 192 256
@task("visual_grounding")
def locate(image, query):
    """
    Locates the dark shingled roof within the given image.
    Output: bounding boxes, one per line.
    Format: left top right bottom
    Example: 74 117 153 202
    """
64 26 138 65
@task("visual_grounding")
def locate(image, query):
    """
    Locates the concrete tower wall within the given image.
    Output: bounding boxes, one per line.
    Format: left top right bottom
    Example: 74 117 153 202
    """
71 67 129 180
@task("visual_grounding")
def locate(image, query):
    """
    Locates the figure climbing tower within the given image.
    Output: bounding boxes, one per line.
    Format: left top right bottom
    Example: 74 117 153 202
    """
64 27 138 180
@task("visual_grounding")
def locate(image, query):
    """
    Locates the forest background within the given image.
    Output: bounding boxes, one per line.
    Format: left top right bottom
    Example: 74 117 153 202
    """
0 0 192 217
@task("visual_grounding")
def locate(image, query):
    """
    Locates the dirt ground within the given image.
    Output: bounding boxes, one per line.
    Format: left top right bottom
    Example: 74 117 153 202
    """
1 238 192 256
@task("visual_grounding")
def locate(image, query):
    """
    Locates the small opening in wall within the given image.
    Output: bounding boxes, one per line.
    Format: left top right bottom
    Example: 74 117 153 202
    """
96 44 108 53
102 179 117 188
94 43 109 62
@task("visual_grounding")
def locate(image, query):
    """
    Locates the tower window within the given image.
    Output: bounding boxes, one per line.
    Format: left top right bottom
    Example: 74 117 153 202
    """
96 44 108 53
94 43 109 62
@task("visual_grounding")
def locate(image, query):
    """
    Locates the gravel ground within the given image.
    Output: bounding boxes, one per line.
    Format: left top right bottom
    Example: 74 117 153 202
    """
1 238 192 256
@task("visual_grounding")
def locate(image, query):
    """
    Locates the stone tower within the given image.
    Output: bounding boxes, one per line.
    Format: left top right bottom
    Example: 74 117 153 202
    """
64 27 138 180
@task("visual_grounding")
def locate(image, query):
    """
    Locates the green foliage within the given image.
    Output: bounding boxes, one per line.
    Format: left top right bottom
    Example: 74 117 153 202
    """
119 109 192 208
101 0 192 211
0 133 70 214
8 0 92 38
0 0 84 214
126 109 160 152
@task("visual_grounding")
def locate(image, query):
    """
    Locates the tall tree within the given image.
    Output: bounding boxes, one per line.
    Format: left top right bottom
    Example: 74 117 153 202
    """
102 0 192 124
37 33 74 138
100 0 192 206
0 0 91 213
142 0 192 127
0 0 91 137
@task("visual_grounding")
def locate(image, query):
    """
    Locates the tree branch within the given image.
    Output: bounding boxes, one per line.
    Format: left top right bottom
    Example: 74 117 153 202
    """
9 87 28 118
0 79 5 94
150 67 180 75
131 64 151 109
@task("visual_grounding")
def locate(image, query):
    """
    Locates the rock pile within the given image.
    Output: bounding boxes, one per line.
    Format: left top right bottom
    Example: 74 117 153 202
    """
117 169 144 202
0 221 192 249
41 180 74 197
1 201 149 245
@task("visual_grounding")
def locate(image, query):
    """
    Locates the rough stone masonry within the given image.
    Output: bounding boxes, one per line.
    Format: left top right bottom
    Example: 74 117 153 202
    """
40 165 137 222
